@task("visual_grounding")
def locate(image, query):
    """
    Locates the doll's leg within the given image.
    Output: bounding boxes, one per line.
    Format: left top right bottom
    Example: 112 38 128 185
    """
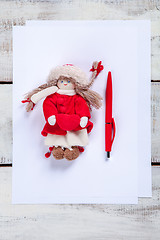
66 129 88 147
52 146 64 160
44 130 88 160
45 134 70 160
63 129 88 160
64 146 80 161
45 134 69 148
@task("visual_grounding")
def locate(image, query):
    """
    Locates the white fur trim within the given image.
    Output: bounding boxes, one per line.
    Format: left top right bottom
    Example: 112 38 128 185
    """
47 65 88 85
44 129 89 148
31 86 58 104
48 115 56 126
80 117 88 128
57 89 76 96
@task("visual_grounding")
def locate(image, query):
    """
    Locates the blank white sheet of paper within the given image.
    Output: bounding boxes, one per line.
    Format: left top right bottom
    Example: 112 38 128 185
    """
12 22 140 204
26 20 151 197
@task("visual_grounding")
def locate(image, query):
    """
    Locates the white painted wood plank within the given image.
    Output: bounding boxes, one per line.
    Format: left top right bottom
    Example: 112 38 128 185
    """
0 166 159 240
151 83 160 163
0 0 160 82
0 85 12 164
0 83 160 164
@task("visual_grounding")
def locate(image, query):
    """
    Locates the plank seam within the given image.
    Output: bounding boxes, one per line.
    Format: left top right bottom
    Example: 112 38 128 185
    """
0 81 12 84
0 163 160 167
0 81 159 84
0 164 12 167
152 162 160 166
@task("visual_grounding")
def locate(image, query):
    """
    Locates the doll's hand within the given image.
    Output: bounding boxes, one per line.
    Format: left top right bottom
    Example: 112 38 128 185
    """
48 115 56 126
80 117 88 128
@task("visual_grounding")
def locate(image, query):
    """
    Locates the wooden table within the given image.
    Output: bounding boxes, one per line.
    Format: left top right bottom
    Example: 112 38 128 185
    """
0 1 160 239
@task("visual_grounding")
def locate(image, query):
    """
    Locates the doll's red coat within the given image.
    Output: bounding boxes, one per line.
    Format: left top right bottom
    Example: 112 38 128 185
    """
41 93 93 136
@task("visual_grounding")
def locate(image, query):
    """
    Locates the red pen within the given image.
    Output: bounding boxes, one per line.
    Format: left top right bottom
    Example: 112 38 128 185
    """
105 71 116 158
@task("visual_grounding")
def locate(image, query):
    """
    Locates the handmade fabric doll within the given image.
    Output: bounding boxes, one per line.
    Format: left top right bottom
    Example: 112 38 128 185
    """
22 61 103 160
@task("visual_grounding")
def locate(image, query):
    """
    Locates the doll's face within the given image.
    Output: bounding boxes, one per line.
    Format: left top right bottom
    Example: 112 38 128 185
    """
57 77 75 90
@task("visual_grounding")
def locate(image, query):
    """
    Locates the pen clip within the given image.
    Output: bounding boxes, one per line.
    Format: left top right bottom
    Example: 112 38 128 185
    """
111 118 116 147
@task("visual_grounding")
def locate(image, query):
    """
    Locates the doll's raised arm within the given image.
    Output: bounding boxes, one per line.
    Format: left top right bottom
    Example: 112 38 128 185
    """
31 86 58 104
22 84 58 112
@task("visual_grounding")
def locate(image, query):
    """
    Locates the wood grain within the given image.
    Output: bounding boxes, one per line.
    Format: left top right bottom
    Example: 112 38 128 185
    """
0 166 159 240
0 2 159 239
152 83 160 163
0 0 160 82
0 85 12 164
0 83 160 164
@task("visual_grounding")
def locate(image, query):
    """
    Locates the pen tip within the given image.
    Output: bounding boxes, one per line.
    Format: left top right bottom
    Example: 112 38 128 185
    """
107 152 110 158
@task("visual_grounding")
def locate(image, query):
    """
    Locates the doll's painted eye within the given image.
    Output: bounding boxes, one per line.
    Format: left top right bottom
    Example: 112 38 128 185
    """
61 81 63 83
68 80 70 83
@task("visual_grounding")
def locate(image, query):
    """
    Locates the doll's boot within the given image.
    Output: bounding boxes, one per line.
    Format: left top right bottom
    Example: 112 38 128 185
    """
52 146 64 160
64 146 80 161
